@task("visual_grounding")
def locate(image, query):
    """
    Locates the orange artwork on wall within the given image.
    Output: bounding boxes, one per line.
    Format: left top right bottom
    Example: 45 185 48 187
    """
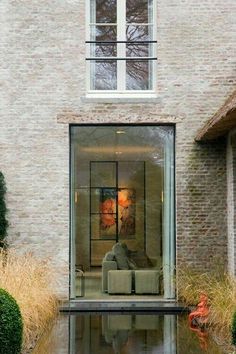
99 188 135 239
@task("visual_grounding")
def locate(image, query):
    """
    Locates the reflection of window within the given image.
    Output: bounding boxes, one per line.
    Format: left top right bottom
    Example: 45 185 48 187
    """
86 0 157 92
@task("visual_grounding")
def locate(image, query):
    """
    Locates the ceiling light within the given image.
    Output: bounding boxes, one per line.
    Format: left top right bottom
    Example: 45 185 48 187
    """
116 130 125 134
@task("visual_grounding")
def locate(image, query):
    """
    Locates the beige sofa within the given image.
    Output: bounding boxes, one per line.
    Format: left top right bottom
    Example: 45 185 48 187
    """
102 242 160 294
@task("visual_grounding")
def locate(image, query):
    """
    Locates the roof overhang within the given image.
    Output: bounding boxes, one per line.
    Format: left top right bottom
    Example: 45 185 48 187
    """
195 90 236 142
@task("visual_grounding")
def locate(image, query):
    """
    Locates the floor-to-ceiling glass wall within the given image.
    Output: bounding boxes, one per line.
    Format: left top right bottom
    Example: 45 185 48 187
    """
70 125 175 300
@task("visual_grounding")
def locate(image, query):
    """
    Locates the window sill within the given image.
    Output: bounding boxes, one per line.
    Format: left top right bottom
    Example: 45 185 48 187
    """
82 93 159 104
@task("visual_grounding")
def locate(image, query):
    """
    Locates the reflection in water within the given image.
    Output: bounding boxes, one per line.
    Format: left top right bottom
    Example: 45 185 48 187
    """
189 323 208 352
72 314 173 354
33 313 223 354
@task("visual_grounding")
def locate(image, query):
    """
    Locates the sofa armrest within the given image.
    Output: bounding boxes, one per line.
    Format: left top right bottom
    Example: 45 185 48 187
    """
102 261 117 292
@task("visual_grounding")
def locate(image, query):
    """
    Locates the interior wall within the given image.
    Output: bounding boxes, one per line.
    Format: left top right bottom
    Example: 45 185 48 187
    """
74 157 163 270
146 161 163 267
118 161 145 252
75 159 147 269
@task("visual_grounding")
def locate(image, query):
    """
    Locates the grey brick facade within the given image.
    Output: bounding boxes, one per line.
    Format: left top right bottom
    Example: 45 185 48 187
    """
227 130 236 276
0 0 236 298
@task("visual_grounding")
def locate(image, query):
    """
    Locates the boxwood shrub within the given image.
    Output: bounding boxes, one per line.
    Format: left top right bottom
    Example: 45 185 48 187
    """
0 288 23 354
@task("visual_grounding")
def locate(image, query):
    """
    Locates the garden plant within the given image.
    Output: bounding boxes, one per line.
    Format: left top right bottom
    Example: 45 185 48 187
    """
0 249 60 352
0 288 23 354
178 266 236 348
232 311 236 346
0 172 8 247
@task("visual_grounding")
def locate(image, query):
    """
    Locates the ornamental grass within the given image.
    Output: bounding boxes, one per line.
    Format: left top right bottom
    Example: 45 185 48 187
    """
177 265 236 343
0 248 60 352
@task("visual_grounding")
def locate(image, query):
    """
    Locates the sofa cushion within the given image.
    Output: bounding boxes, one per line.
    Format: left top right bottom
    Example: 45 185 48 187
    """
108 270 132 294
103 251 115 262
135 270 160 294
129 250 153 268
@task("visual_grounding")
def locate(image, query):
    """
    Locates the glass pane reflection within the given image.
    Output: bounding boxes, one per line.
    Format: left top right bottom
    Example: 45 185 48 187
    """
126 43 150 57
126 60 152 90
126 0 153 23
90 25 117 41
91 0 117 23
91 43 117 57
91 60 117 90
126 25 152 42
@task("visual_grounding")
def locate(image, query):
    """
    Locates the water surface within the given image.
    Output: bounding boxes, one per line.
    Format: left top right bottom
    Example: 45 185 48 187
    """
33 313 223 354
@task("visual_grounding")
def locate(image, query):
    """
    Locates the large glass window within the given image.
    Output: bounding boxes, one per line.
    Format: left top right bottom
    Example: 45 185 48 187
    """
70 126 175 300
86 0 157 92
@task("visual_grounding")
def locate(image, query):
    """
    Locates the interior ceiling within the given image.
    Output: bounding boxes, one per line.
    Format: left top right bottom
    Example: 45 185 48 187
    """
73 126 171 161
81 146 158 153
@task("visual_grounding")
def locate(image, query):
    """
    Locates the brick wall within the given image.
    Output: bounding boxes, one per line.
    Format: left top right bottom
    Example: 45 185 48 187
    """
227 130 236 276
0 0 236 297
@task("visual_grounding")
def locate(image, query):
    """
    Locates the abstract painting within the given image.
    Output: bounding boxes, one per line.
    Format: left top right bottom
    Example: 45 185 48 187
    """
118 188 136 238
99 188 136 239
99 188 116 238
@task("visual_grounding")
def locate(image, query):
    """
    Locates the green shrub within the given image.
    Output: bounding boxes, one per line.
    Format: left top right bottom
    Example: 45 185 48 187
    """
232 311 236 346
0 288 23 354
0 172 9 247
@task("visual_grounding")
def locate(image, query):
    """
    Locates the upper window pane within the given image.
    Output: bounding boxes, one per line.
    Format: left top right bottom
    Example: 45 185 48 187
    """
126 0 153 23
91 0 117 23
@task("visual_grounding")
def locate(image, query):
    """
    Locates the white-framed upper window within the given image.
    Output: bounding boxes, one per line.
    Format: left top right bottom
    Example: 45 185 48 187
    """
86 0 157 94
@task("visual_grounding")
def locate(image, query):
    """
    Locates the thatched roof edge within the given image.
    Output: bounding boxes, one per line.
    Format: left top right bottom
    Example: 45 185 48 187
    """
195 89 236 141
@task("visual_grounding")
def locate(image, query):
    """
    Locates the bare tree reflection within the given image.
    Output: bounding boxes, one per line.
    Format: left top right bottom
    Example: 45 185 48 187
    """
126 25 150 53
90 0 153 90
91 26 117 57
95 0 117 23
126 0 150 23
127 25 149 42
127 44 149 57
126 60 149 90
94 0 151 24
94 61 117 90
126 25 151 90
91 25 117 89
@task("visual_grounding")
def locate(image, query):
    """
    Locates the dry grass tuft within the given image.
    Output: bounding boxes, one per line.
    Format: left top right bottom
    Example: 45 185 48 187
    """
178 266 236 341
0 248 60 352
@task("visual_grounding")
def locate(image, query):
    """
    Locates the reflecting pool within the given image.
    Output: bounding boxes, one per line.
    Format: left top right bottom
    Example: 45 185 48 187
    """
33 313 223 354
